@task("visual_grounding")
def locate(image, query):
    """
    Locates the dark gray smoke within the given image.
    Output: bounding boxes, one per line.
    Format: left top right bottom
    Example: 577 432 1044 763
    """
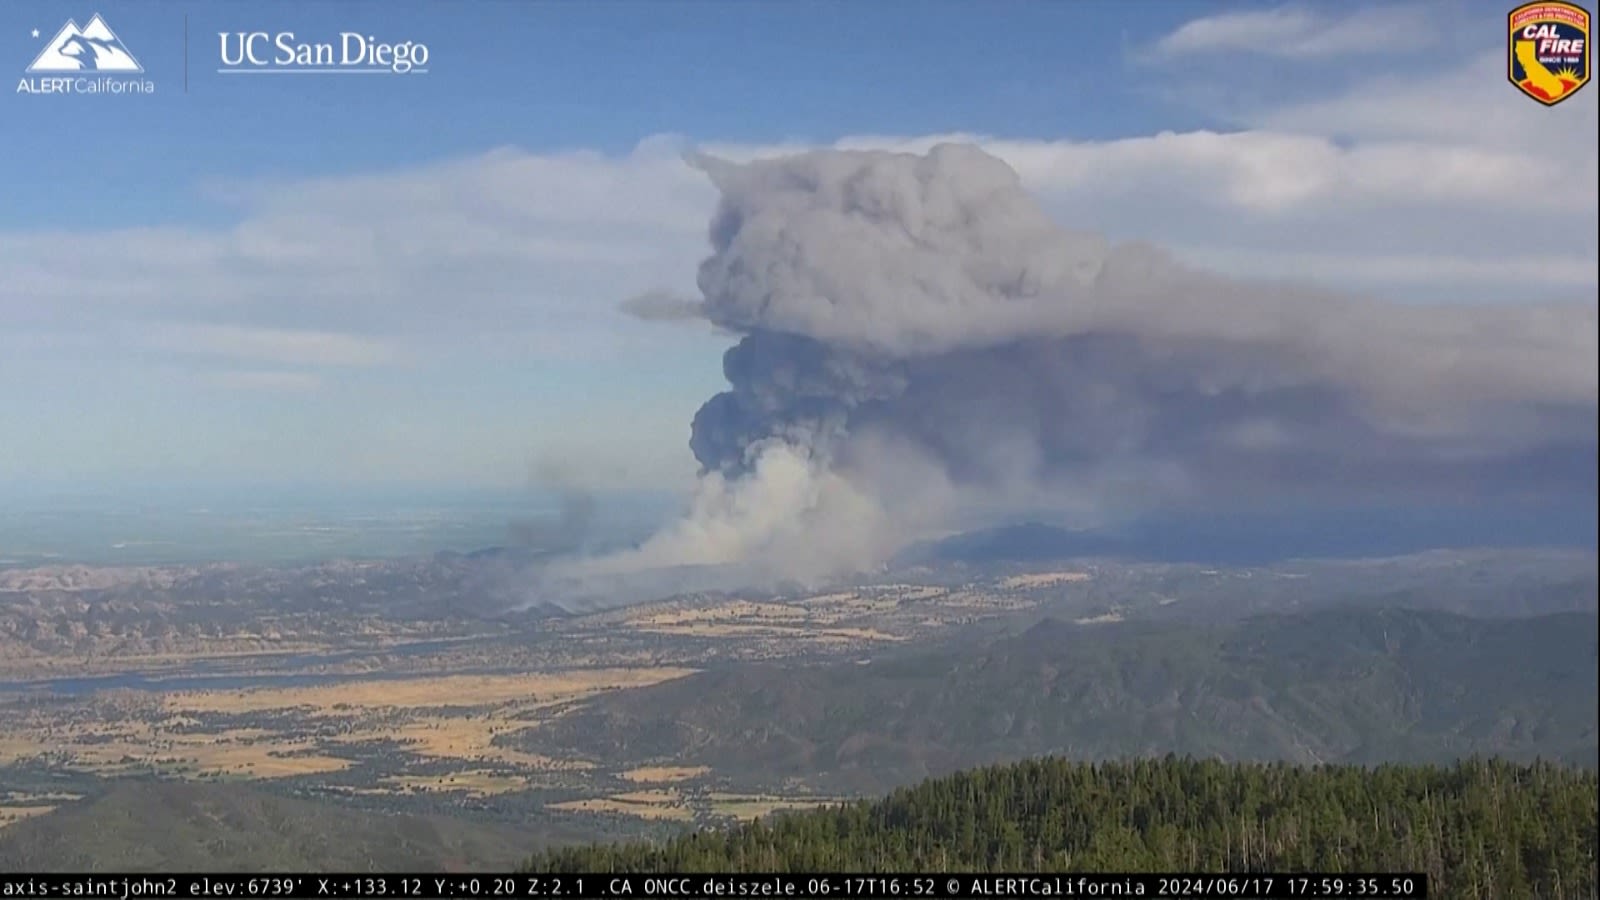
507 490 595 556
554 143 1595 599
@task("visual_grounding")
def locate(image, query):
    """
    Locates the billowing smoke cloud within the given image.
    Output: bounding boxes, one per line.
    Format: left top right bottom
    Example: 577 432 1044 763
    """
541 143 1596 606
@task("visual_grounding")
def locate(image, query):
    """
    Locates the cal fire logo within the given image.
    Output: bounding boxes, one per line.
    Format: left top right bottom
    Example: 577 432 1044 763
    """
1508 1 1590 105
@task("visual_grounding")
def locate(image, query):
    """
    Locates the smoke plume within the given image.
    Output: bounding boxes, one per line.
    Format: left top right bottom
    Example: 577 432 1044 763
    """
541 143 1596 606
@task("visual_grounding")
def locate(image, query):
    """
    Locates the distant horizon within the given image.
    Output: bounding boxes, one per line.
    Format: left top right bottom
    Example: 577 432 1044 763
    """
0 481 682 568
3 489 1591 570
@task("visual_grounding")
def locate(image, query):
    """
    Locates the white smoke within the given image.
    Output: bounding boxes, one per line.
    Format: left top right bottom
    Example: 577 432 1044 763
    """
567 440 892 578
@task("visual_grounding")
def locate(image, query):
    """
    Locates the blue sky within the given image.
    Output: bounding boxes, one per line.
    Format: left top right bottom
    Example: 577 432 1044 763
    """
8 2 1230 170
1 0 1595 497
6 0 1233 227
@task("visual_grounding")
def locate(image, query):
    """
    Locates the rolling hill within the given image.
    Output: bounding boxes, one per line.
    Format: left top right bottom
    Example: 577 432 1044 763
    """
522 607 1599 793
0 780 591 872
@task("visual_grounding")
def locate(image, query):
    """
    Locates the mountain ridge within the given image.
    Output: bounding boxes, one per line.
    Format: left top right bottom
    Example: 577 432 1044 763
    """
0 780 589 872
522 606 1600 794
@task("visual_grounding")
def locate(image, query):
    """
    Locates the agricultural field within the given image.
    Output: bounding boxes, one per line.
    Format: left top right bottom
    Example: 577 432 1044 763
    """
0 558 1077 831
8 546 1583 833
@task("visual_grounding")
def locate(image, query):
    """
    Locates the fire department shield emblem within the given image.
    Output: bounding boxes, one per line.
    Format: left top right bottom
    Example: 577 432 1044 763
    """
1508 2 1591 105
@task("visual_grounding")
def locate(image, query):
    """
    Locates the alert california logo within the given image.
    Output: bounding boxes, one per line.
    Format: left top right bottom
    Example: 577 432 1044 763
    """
18 12 156 95
1508 1 1591 105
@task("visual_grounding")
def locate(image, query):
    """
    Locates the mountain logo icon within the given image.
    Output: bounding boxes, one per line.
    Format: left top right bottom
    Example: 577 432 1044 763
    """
27 14 144 73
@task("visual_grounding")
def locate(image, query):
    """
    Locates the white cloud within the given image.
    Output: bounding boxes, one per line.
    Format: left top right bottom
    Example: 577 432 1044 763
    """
705 115 1595 298
0 46 1593 487
2 52 1588 383
1253 50 1598 154
988 131 1583 213
201 370 323 392
140 324 402 368
1169 245 1599 289
0 139 719 384
1150 4 1434 59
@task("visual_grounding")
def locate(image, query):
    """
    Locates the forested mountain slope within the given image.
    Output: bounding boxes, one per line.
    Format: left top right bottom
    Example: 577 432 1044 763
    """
527 756 1599 900
524 608 1599 793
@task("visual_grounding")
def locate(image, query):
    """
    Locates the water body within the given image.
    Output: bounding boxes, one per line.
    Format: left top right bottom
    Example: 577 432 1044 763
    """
0 657 650 697
0 637 505 695
0 667 490 697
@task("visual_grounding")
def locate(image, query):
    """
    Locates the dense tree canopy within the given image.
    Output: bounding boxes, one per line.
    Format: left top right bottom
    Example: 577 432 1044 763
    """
526 756 1598 900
